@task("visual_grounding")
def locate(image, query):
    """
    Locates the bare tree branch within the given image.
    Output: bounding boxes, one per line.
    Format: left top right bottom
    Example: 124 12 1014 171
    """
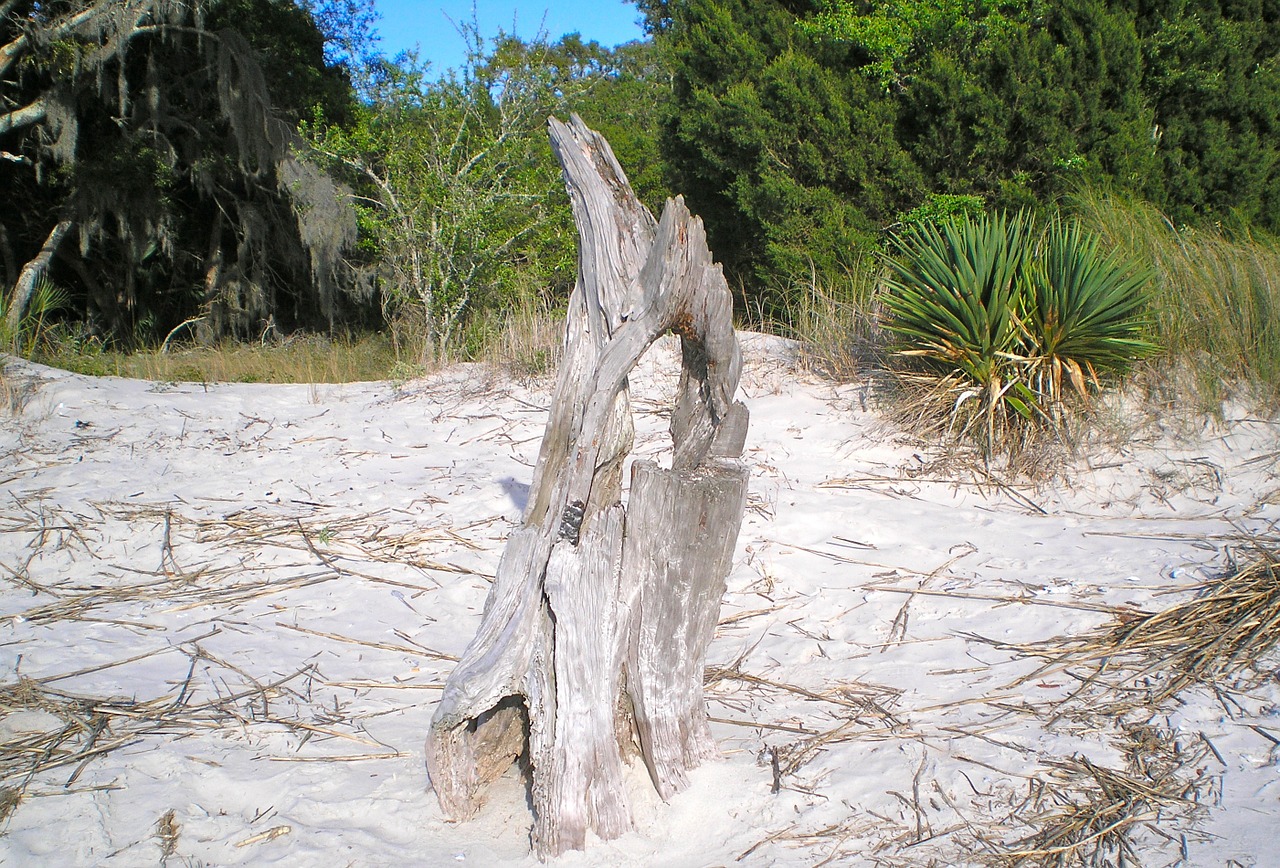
0 96 48 135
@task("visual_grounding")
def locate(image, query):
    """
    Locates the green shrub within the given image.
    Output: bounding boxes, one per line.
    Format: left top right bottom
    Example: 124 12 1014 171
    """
896 193 986 227
880 210 1156 454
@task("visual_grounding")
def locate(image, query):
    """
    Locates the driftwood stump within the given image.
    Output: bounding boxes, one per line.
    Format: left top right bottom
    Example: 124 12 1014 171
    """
424 114 749 858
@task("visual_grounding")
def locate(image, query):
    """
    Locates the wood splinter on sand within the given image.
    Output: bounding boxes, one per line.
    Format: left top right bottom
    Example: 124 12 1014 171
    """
423 114 750 858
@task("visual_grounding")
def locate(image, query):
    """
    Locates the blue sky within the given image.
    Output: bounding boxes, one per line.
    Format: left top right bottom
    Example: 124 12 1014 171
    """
373 1 648 74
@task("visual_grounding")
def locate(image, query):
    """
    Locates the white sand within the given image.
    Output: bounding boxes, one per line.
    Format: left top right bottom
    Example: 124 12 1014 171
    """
1 334 1277 866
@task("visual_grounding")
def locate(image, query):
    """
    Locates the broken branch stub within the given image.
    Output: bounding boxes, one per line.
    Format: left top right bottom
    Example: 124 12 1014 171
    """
424 114 749 859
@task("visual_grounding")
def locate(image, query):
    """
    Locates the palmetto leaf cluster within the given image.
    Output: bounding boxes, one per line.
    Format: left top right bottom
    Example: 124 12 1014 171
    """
880 210 1158 454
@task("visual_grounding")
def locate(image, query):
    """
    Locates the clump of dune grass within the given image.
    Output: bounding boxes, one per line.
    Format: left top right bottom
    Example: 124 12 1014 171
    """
1 278 68 357
1074 189 1280 413
1015 534 1280 709
28 292 568 386
1 359 22 416
776 262 884 380
464 294 565 381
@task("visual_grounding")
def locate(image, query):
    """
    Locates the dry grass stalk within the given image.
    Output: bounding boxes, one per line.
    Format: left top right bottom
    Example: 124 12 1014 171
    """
6 501 493 627
0 678 182 804
705 663 906 801
0 661 334 809
1 496 453 828
781 269 883 381
1022 535 1280 708
275 621 458 661
473 296 565 382
234 824 292 847
1 358 29 416
157 503 483 578
880 370 1075 477
705 666 903 728
995 754 1198 868
0 785 21 824
156 808 180 858
1096 541 1280 700
12 569 336 625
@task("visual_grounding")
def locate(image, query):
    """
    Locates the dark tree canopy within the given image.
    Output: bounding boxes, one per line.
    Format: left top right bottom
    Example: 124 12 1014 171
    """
639 0 1280 296
639 0 920 300
1 0 362 343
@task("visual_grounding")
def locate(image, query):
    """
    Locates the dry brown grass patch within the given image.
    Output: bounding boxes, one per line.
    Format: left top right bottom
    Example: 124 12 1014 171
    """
1013 534 1280 710
994 751 1203 868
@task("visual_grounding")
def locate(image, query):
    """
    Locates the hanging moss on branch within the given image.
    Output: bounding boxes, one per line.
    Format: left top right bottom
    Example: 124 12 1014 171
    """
1 0 362 344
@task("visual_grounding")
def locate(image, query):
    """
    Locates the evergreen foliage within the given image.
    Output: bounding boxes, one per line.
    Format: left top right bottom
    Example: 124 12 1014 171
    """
1 0 362 345
642 0 1280 298
640 0 920 304
1138 0 1280 228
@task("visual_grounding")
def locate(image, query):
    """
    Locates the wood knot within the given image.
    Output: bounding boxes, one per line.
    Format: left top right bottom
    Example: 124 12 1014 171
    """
558 500 586 545
670 309 698 343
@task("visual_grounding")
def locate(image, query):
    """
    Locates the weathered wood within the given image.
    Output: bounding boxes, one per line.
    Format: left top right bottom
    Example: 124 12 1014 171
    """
423 526 549 819
5 218 73 333
624 460 749 798
424 114 750 859
535 505 634 852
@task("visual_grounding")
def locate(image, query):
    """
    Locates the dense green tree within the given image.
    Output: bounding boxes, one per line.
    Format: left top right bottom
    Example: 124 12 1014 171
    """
1 0 361 344
898 0 1157 206
639 0 921 300
1137 0 1280 229
644 0 1280 300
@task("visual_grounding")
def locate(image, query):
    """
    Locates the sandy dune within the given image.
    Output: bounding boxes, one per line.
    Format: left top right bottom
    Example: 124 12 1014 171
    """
1 335 1277 866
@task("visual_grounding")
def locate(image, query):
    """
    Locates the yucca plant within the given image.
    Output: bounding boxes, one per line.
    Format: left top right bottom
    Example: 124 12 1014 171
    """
1022 218 1158 404
880 211 1040 450
880 210 1157 457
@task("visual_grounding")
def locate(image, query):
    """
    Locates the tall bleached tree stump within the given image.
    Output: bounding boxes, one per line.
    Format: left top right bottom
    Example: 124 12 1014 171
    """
424 115 750 858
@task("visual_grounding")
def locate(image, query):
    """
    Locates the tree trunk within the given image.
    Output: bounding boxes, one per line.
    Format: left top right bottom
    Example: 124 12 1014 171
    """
5 219 73 334
199 211 225 345
424 115 750 859
0 223 16 291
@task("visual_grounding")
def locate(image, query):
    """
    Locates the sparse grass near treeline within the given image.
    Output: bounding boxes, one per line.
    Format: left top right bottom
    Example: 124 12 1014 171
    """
33 332 407 385
3 295 567 389
6 192 1280 460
